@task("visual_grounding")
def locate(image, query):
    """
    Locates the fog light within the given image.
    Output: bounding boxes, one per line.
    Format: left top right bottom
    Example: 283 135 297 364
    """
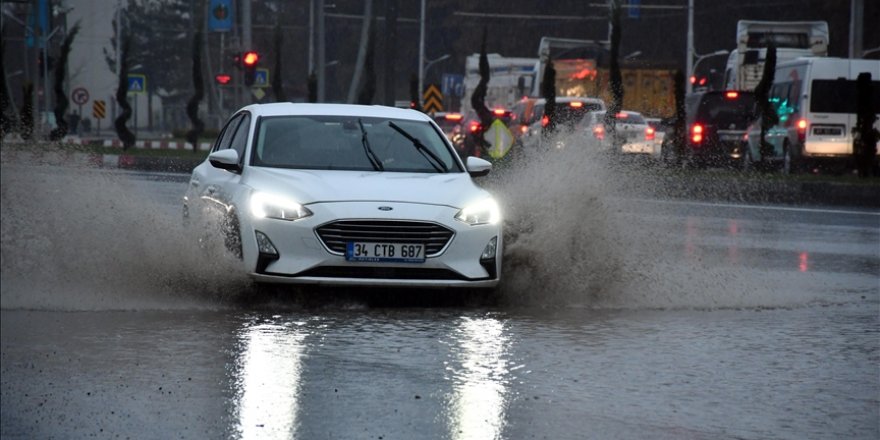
481 236 497 260
255 231 278 256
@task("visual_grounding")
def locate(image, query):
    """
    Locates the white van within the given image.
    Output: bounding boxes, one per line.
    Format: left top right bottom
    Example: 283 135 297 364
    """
744 57 880 172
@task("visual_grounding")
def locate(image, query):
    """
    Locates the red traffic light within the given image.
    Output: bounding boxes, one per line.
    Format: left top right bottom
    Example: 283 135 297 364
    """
242 51 259 66
215 74 232 85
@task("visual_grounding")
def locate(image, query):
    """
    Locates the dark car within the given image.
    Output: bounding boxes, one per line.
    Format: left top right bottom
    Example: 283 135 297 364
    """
684 90 756 167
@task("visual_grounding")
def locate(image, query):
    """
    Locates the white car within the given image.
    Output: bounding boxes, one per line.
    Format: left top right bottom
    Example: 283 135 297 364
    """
581 110 657 154
183 103 502 288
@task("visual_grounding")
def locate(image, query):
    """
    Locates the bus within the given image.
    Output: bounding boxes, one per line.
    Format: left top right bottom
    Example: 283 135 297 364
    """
722 20 829 91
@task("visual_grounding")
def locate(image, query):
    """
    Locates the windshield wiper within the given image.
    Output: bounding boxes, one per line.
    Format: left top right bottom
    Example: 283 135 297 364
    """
358 119 384 171
387 121 448 173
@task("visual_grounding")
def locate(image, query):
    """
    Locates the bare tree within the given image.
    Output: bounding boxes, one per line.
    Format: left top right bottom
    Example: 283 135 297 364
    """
272 24 287 102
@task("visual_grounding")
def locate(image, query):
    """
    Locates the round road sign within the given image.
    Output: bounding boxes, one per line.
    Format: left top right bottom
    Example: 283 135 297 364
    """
71 87 90 106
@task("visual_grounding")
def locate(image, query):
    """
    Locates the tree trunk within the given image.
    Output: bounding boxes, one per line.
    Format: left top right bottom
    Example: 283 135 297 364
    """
754 43 778 164
540 60 556 136
272 24 287 102
20 83 34 141
854 72 879 178
114 35 135 149
605 0 624 143
50 23 80 141
185 30 205 152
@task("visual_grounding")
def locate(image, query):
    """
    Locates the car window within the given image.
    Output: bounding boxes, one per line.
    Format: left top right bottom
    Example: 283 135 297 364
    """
810 79 880 114
252 115 462 173
695 93 756 126
213 114 243 152
229 113 252 160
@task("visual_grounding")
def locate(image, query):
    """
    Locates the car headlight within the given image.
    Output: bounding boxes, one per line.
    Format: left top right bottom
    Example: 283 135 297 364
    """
249 192 312 221
455 198 500 226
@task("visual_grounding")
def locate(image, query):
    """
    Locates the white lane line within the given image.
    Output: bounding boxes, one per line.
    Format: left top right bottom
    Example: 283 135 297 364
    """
625 198 880 217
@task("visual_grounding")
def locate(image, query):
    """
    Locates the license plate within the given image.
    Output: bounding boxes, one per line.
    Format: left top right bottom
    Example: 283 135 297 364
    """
345 242 425 263
813 127 842 136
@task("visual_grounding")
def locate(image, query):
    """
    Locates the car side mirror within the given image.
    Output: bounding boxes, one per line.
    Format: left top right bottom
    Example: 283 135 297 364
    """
208 149 241 172
466 156 491 177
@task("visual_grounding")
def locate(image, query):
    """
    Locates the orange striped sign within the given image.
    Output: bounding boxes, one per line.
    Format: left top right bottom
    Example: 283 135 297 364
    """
93 100 106 119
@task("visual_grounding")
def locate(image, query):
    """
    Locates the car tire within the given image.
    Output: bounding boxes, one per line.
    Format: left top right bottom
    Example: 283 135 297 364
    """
741 147 752 172
783 141 796 175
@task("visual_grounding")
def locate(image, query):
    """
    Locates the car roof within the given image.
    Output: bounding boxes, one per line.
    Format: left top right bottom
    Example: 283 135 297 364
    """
238 103 433 122
534 97 605 105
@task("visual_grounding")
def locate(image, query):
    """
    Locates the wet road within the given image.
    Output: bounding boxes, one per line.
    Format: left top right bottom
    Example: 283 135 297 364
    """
2 165 879 439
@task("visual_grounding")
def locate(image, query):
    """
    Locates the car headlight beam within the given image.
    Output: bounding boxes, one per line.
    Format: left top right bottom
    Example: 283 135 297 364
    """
455 198 501 226
250 192 312 221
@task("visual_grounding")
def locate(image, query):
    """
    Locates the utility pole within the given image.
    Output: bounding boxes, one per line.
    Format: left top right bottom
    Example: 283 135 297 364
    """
317 0 326 102
418 0 425 108
308 0 315 75
849 0 863 59
383 0 398 106
686 0 694 94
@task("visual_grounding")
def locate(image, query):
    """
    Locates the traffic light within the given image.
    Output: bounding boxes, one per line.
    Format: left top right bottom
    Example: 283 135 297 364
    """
215 74 232 85
242 51 259 86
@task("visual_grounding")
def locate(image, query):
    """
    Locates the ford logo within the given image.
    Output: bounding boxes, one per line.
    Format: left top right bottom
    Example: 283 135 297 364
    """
378 206 393 211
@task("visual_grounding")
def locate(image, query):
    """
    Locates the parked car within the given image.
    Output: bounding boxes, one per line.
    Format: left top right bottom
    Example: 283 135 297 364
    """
581 110 657 155
743 57 880 173
682 90 756 167
183 103 502 289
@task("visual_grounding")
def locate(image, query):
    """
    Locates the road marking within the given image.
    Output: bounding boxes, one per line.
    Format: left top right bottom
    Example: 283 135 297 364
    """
626 198 880 217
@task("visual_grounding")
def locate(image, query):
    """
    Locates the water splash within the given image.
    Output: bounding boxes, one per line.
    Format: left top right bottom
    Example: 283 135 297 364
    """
1 148 248 311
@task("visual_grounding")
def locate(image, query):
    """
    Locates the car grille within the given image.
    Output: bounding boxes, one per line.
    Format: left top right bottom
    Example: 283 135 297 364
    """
315 220 455 256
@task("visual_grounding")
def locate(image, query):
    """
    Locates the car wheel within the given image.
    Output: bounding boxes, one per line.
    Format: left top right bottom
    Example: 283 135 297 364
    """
783 141 795 175
741 147 752 172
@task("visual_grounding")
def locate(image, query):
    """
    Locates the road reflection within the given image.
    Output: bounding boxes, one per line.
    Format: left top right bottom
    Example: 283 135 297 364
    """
446 316 511 440
232 318 307 439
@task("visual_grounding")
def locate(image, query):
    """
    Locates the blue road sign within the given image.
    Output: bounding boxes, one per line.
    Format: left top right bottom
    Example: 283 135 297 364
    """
441 74 464 98
254 68 269 88
208 0 233 32
628 0 641 19
127 74 147 94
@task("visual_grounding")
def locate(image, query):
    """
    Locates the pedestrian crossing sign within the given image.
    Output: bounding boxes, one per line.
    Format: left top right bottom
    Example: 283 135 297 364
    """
127 74 147 94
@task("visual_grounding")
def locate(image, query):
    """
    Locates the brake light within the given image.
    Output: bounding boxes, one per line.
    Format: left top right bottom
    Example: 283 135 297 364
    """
691 123 704 144
493 108 506 116
797 118 808 142
645 126 655 141
445 113 463 121
569 101 584 108
541 115 549 128
520 125 529 134
593 124 605 140
469 122 481 133
725 91 739 99
616 112 628 119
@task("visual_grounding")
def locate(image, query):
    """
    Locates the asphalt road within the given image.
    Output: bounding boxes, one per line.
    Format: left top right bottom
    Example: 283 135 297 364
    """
2 162 878 439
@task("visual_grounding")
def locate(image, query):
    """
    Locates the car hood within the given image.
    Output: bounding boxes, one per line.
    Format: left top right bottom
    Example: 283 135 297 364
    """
243 167 489 208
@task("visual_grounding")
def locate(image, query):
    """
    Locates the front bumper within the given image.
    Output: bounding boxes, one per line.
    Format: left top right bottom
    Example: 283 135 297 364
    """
241 201 502 288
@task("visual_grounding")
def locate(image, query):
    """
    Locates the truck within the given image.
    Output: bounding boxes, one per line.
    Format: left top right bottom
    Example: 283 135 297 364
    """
529 37 676 118
722 20 829 92
459 53 538 116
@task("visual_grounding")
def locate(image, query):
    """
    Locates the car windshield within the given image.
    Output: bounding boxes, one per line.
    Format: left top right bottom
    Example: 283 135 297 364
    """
251 115 461 173
695 93 756 127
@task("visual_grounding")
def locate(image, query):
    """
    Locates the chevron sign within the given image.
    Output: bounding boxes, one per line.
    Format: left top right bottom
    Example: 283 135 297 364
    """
422 84 443 113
